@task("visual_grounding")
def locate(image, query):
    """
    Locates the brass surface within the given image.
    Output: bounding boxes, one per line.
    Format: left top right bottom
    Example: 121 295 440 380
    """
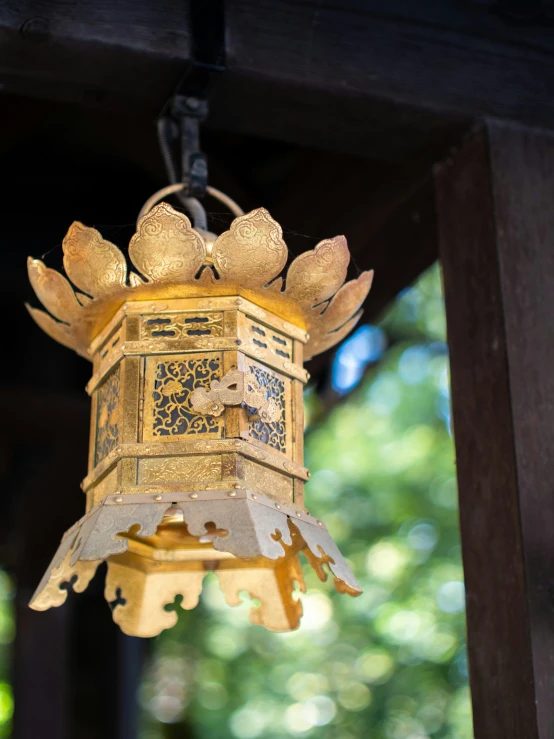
138 455 222 486
27 197 369 636
82 439 310 493
26 203 373 359
241 458 293 504
190 368 280 423
30 492 361 635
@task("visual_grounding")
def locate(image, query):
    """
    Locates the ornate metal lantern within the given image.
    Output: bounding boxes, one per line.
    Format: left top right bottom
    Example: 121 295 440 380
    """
26 197 373 637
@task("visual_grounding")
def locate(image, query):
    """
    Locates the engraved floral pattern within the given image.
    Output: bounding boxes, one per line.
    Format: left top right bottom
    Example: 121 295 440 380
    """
128 203 206 283
212 208 287 287
139 456 222 484
63 221 127 297
95 367 120 465
247 365 286 454
285 236 349 307
152 358 223 437
27 202 374 360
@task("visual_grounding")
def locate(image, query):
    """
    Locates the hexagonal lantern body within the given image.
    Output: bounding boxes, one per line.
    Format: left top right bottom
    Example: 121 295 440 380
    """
27 203 373 637
84 296 308 513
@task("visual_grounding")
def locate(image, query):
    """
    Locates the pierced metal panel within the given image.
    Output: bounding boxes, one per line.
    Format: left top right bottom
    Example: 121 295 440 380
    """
144 354 224 440
141 312 224 340
95 367 120 465
247 364 287 454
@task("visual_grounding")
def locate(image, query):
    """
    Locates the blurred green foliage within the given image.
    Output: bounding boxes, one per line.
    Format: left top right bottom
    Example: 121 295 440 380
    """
0 571 14 737
139 264 472 739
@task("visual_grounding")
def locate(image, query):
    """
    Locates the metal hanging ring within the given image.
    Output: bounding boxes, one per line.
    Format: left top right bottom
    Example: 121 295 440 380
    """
137 183 244 227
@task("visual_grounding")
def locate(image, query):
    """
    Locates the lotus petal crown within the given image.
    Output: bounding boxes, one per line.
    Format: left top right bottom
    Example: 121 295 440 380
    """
27 203 373 359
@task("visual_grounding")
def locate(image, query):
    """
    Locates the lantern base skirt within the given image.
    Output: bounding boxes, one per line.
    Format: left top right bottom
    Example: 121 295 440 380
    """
29 490 361 637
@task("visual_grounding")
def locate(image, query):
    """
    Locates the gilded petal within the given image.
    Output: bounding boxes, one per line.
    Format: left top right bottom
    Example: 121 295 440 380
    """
27 257 82 323
212 208 288 287
128 272 145 288
316 270 374 332
26 305 80 352
195 266 217 285
63 221 127 297
304 311 363 360
266 276 284 293
129 203 206 283
76 292 93 306
285 235 349 306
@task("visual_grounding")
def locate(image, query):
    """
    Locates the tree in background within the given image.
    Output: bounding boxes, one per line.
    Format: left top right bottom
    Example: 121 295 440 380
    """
140 264 472 739
0 572 13 737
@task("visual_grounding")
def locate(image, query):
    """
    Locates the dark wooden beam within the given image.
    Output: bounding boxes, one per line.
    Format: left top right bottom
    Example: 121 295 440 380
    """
208 74 463 161
437 122 554 738
3 1 554 159
0 3 190 112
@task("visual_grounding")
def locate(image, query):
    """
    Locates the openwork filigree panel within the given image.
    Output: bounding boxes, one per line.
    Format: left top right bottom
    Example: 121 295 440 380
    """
149 355 224 438
95 367 120 465
141 312 223 340
247 364 286 454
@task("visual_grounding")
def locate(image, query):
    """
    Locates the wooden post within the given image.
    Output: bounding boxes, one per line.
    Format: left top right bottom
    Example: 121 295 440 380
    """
12 599 70 739
4 391 143 739
436 122 554 738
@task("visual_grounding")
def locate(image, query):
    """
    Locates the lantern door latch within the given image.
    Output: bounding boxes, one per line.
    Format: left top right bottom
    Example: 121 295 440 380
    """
190 369 280 422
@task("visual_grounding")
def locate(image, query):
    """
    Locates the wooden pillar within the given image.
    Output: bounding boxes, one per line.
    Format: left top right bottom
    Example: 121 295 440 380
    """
12 598 70 739
436 122 554 738
4 391 143 739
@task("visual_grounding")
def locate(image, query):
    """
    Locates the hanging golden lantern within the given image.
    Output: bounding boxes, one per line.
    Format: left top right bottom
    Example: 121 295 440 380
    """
26 190 373 637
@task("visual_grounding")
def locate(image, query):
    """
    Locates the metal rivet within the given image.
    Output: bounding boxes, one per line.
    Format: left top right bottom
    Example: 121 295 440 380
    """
154 494 162 501
228 491 237 497
296 512 302 517
318 521 323 527
149 344 155 350
233 483 241 489
307 471 311 479
115 496 123 503
190 493 198 499
275 504 281 510
252 494 258 501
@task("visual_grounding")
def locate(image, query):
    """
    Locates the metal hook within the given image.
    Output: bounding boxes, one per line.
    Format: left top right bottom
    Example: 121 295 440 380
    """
157 109 209 230
137 183 244 228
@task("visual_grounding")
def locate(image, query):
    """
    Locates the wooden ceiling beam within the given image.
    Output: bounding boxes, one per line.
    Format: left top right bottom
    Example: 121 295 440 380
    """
2 1 554 160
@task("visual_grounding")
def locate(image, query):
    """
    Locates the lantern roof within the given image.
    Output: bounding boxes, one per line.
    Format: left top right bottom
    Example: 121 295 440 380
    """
27 203 373 361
